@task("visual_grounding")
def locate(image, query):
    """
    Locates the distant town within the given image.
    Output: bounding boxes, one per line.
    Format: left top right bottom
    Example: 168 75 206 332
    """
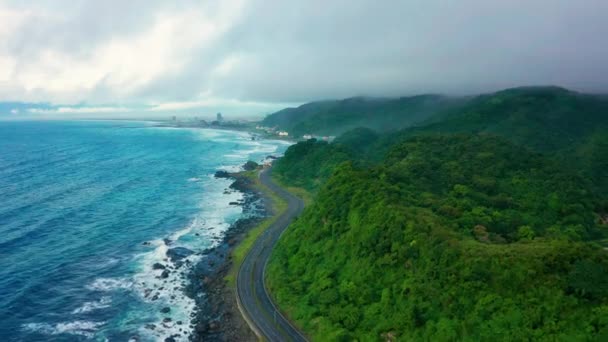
161 112 336 142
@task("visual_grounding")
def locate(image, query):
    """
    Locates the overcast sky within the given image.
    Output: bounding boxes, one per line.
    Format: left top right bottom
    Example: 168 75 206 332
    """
1 0 607 118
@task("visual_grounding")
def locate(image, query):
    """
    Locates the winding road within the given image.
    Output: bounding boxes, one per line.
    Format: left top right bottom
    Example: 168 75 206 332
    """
236 167 308 342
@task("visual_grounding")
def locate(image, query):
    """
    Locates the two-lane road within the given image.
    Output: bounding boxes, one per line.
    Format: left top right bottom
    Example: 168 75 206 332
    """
236 167 308 342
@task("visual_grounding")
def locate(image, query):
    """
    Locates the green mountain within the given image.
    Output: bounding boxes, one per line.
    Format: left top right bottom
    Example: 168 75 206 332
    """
268 135 608 340
267 86 608 340
261 95 456 137
405 86 608 194
274 86 608 193
412 86 608 152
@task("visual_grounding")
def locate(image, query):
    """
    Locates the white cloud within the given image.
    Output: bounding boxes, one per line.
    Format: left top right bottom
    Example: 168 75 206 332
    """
28 106 131 114
0 55 16 82
15 10 220 99
0 0 248 104
148 97 296 112
1 0 608 115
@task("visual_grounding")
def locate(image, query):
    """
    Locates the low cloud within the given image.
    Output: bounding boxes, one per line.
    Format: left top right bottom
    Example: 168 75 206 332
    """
0 0 607 116
28 106 132 114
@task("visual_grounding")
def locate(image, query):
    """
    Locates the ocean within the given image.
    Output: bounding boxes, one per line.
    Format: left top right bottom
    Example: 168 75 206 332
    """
0 120 290 341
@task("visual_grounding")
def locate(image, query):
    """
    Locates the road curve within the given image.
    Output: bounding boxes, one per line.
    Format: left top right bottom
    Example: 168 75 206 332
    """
236 167 308 342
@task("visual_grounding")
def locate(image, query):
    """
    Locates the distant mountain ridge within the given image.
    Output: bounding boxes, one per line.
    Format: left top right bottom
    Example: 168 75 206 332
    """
410 86 608 151
262 86 608 145
261 94 457 137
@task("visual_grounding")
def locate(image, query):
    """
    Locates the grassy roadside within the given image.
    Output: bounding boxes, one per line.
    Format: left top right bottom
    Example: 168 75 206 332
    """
225 168 288 287
271 177 314 207
225 169 313 287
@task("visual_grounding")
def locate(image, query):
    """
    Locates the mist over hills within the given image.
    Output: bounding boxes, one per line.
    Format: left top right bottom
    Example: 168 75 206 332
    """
266 85 608 340
263 86 608 142
261 94 459 137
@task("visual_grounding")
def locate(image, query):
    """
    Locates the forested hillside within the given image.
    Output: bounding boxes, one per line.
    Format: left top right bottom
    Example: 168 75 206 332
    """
413 86 608 151
268 135 608 340
267 86 608 341
261 95 455 137
273 87 608 193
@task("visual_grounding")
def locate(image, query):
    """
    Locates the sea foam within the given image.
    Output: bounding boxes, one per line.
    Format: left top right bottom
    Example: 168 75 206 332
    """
86 277 133 291
23 320 105 338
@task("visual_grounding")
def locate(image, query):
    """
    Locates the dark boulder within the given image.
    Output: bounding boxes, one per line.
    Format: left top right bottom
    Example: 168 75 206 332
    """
214 170 231 178
243 160 259 171
160 270 170 279
166 247 195 262
152 263 166 270
161 307 171 314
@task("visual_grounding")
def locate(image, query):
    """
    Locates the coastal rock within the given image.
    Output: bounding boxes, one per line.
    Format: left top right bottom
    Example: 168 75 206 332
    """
160 270 170 279
161 307 171 314
145 324 156 330
153 263 166 270
166 247 195 262
163 238 173 246
214 170 231 178
243 160 259 171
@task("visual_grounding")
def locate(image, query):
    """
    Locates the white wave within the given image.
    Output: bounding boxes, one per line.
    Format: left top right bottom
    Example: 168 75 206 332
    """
125 133 288 341
86 277 133 291
170 216 205 241
72 296 112 314
187 177 201 182
23 320 104 338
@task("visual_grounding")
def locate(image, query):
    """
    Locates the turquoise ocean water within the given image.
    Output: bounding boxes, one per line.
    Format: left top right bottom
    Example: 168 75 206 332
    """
0 120 289 341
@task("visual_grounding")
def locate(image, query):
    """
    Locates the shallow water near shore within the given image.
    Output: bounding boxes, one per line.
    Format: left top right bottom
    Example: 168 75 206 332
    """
0 120 289 341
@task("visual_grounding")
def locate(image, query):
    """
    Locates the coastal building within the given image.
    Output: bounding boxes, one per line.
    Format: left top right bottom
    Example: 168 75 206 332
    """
216 112 223 122
302 134 313 140
278 131 289 136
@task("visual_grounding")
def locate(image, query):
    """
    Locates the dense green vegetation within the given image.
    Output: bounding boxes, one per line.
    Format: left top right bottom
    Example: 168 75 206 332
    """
268 135 608 340
272 138 352 192
274 86 608 192
262 95 456 137
267 86 608 340
414 87 608 151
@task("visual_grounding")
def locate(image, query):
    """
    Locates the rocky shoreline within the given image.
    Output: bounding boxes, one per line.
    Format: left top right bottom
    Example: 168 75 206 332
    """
183 167 266 342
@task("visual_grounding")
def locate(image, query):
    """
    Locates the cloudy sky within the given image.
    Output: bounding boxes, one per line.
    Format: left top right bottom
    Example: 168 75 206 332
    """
1 0 607 118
